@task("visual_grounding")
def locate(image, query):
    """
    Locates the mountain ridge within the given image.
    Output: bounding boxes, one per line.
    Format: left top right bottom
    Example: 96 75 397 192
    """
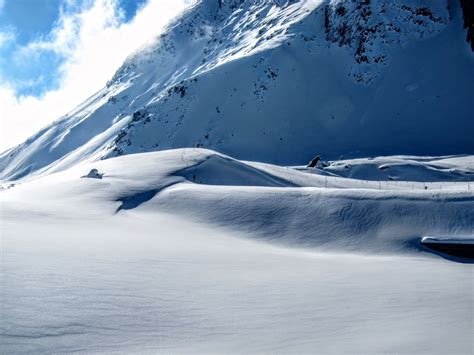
1 0 473 181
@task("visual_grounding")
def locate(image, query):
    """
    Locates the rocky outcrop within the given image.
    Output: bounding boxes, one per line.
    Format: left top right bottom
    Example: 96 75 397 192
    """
460 0 474 50
324 0 449 83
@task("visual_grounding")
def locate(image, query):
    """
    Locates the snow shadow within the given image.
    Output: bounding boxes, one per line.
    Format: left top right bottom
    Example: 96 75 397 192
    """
116 189 160 211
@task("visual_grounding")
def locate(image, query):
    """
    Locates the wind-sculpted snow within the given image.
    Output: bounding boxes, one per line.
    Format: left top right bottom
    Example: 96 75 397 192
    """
3 149 472 256
2 149 473 353
158 183 474 254
178 153 298 186
1 0 473 181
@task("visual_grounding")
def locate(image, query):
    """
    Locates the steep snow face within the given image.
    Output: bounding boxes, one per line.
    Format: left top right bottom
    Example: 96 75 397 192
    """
1 0 473 181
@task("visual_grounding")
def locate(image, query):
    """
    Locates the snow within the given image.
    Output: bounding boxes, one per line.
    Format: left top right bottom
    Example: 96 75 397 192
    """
1 0 473 181
1 149 473 353
312 155 474 182
1 0 473 352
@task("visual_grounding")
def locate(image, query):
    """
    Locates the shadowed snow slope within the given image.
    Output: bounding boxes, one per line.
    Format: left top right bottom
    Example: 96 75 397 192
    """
1 149 473 353
1 0 474 181
2 149 473 255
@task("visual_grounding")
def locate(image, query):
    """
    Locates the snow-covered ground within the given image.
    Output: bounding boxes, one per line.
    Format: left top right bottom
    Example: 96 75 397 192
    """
1 149 473 353
300 154 474 182
1 1 473 352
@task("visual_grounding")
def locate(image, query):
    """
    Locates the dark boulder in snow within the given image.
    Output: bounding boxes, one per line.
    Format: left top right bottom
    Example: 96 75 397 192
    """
81 168 103 179
307 155 320 168
421 236 474 260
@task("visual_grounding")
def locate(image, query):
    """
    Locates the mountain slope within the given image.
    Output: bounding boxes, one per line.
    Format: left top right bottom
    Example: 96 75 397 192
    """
1 0 473 181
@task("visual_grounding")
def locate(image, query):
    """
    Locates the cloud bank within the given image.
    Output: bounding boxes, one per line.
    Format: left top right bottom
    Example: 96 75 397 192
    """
0 0 192 152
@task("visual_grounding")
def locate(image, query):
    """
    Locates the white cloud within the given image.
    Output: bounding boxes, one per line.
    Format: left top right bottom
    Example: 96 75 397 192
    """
0 0 192 152
0 28 15 47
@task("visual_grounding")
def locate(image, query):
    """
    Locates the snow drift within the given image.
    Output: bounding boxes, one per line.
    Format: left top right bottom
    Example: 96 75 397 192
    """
2 149 473 353
3 148 473 255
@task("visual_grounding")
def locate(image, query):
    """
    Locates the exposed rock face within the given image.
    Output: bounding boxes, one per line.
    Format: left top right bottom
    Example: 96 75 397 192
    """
460 0 474 50
81 168 103 179
324 0 449 83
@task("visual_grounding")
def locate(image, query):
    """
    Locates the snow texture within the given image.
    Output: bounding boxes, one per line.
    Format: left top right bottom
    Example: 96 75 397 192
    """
1 149 473 353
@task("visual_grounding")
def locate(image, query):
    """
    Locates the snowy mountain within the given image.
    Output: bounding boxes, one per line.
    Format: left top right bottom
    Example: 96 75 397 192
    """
1 0 473 181
2 2 474 352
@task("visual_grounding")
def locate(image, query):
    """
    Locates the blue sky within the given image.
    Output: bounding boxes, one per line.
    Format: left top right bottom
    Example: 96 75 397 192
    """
0 0 147 97
0 0 190 151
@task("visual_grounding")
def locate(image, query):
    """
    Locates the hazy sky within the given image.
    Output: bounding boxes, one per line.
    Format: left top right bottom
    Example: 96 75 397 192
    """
0 0 193 152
